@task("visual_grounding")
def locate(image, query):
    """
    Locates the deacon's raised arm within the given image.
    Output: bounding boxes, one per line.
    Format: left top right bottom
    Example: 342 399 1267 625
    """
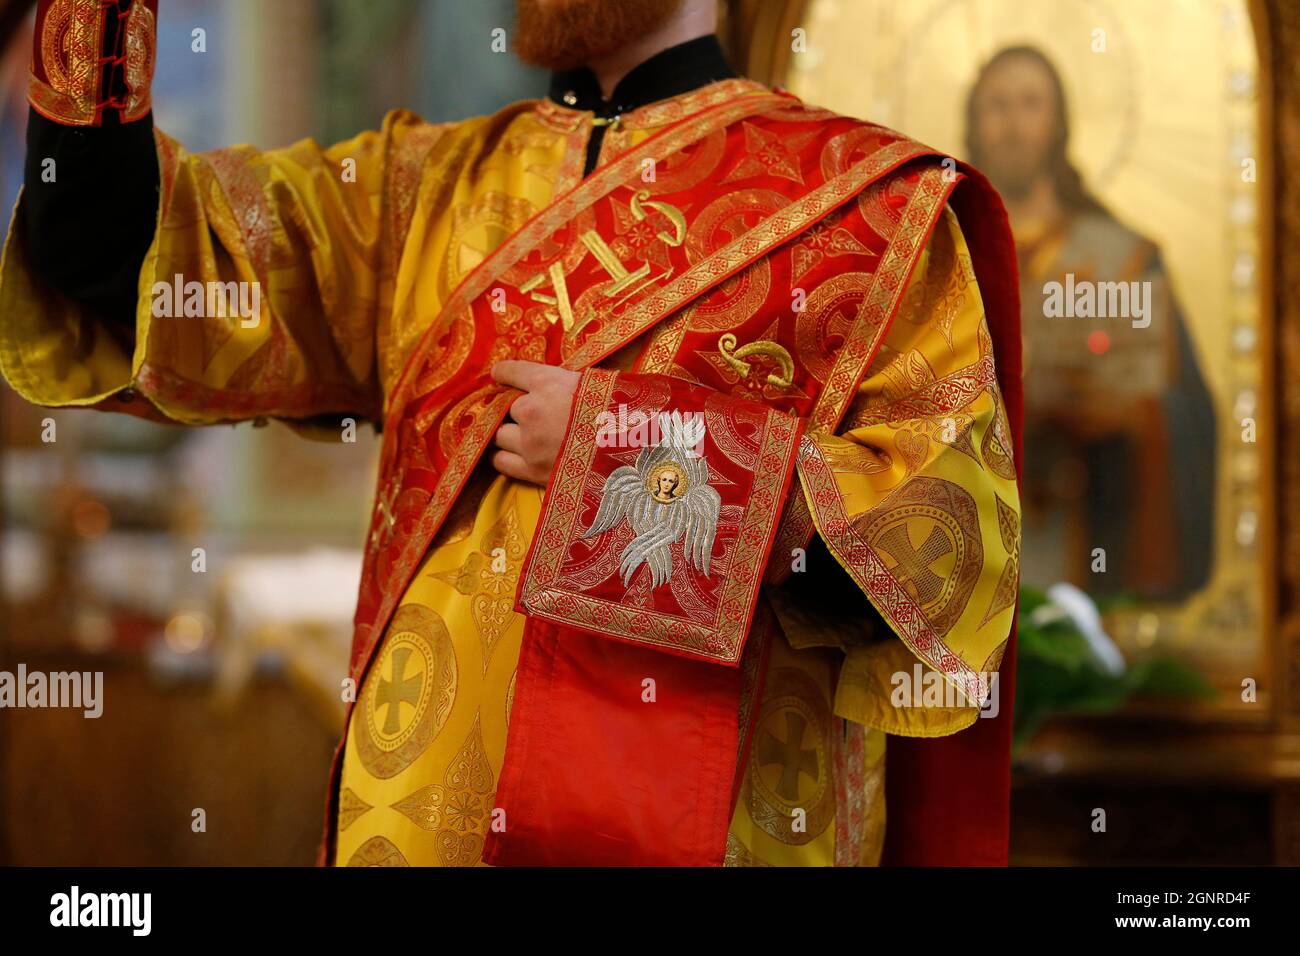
3 0 445 430
23 90 158 343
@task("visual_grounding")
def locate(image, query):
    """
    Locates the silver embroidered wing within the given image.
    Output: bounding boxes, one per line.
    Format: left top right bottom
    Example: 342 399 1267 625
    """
582 411 722 588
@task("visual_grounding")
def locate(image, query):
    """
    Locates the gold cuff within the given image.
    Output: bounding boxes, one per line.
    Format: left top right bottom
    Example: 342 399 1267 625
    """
28 0 156 127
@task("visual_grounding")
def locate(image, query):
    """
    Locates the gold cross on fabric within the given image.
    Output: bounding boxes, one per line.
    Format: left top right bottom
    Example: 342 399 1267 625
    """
876 524 953 605
757 711 820 801
374 647 422 735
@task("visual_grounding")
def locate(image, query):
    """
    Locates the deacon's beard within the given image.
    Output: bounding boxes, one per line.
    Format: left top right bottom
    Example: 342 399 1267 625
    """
514 0 684 72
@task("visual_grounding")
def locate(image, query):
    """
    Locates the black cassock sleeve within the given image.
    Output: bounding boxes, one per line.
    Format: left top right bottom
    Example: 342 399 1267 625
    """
20 108 160 339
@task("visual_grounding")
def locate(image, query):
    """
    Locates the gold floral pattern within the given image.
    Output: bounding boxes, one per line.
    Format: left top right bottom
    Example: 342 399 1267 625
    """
430 496 527 674
336 787 373 832
29 0 102 126
388 715 496 867
346 835 409 867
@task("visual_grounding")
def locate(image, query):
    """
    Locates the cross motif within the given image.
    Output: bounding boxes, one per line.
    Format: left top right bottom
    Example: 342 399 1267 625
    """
757 711 819 801
374 646 423 736
875 523 953 606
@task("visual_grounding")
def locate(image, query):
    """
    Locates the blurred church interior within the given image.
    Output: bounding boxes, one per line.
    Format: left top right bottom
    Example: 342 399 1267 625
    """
2 0 1299 865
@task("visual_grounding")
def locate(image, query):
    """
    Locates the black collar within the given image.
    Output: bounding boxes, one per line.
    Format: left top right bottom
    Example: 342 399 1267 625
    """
546 34 737 118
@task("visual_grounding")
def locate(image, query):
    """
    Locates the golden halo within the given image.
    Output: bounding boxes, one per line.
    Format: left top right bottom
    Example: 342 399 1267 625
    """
645 462 689 501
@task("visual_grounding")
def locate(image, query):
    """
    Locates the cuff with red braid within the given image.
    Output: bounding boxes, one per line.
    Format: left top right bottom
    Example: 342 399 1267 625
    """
29 0 156 127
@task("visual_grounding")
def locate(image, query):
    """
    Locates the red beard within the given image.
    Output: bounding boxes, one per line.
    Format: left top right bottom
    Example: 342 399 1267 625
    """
513 0 684 72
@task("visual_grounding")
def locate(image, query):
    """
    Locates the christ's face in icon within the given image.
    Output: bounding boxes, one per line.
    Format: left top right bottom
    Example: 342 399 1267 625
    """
969 53 1059 200
654 472 680 502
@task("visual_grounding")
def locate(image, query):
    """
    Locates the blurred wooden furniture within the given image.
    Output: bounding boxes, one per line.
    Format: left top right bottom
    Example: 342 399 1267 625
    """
0 650 336 866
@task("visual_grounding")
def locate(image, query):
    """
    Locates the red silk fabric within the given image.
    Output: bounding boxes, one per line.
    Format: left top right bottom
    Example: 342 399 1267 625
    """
484 620 743 866
516 370 804 666
486 370 802 865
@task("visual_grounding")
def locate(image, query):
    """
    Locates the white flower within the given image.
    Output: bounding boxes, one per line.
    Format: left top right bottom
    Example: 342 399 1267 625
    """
1031 582 1127 676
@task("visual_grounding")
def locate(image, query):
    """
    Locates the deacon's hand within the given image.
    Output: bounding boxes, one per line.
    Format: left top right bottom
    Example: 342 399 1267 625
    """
490 360 582 486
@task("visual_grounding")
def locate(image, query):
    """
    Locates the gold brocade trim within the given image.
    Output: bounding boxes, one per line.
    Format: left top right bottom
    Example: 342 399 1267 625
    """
28 75 91 126
29 0 103 126
518 369 802 664
851 353 998 426
633 304 691 374
619 79 769 130
553 122 590 197
794 434 987 707
807 165 951 434
384 120 456 274
736 600 774 769
121 0 155 122
832 718 866 866
563 139 933 372
761 164 951 576
353 89 793 677
358 94 800 674
202 146 277 282
838 721 886 867
765 489 815 586
533 98 586 133
349 389 514 682
533 78 768 134
384 91 792 424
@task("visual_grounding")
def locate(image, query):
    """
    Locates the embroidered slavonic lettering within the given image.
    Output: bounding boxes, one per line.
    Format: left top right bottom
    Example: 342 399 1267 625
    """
520 190 687 333
718 333 796 388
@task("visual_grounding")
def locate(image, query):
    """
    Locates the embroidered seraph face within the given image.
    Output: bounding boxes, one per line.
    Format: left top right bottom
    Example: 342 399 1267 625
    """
583 413 721 588
648 463 686 502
